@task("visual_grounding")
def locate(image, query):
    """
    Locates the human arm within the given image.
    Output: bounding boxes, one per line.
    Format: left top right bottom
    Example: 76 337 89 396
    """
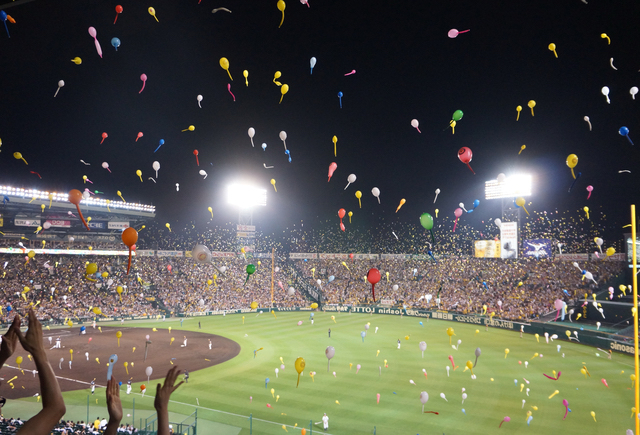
104 376 122 435
154 366 183 435
14 308 65 434
0 316 20 368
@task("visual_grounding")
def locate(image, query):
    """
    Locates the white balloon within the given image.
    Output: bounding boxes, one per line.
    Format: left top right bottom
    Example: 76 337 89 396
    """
43 222 51 229
58 80 65 87
82 191 90 199
152 161 160 171
497 173 506 182
494 218 502 228
411 119 419 128
316 279 321 285
310 57 316 68
197 95 203 102
219 266 227 273
279 131 287 141
248 128 255 138
145 366 153 377
601 86 610 96
420 391 429 404
371 187 380 197
191 244 212 264
631 86 639 100
392 285 398 291
287 287 295 296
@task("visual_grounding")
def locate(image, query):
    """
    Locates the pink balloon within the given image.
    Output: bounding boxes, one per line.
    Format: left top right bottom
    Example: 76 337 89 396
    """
457 147 475 174
454 208 463 218
297 321 303 326
328 162 338 182
139 74 147 93
586 185 593 199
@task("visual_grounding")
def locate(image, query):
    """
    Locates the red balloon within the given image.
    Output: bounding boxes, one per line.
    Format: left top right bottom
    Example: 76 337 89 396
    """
349 253 354 260
68 190 90 231
338 208 346 219
193 150 200 166
367 268 381 302
457 147 475 174
116 5 123 13
340 222 345 232
167 265 172 272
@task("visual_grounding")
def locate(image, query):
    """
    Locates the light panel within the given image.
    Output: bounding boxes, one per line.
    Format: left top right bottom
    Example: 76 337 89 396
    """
226 184 267 208
485 175 532 200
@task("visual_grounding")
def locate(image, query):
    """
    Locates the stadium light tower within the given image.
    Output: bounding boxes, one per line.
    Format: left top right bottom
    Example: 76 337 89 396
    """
226 184 267 227
485 174 532 220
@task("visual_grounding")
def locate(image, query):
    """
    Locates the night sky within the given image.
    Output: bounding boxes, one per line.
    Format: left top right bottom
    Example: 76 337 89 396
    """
1 0 639 236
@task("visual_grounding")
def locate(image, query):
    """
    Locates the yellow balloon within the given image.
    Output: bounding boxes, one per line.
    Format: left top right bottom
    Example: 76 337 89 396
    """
277 0 286 27
548 43 558 57
165 223 171 232
86 263 98 275
136 169 143 182
116 331 123 338
116 286 123 295
241 247 246 254
102 272 108 278
271 179 277 192
207 279 213 286
565 330 571 338
219 58 232 80
71 57 82 65
28 250 35 259
279 84 289 104
606 247 615 257
208 206 213 217
16 356 23 365
310 303 318 309
93 307 102 315
566 153 578 169
583 206 590 219
243 70 249 86
295 357 305 374
68 320 73 327
446 327 455 337
250 301 258 310
274 71 282 80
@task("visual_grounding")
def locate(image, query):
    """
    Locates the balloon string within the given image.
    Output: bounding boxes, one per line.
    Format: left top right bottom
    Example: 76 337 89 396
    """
371 283 376 302
453 217 458 232
114 14 119 24
228 84 236 101
227 70 233 81
587 192 591 200
139 81 146 94
30 171 42 179
76 205 90 231
499 420 505 428
627 136 635 145
126 247 132 274
466 163 475 174
571 168 576 179
279 11 284 28
423 411 439 415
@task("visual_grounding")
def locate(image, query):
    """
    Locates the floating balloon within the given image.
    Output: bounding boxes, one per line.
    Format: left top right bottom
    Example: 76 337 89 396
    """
448 28 469 38
548 43 558 57
367 268 381 302
271 179 277 192
566 154 578 179
516 105 522 121
148 7 158 21
453 208 462 232
71 57 82 65
516 197 529 215
619 126 634 145
457 147 475 174
53 80 65 98
355 191 362 208
310 57 316 74
111 38 121 51
345 174 356 190
586 185 593 199
371 187 381 204
337 91 343 108
411 119 421 133
294 356 304 387
396 198 406 213
601 86 610 104
328 162 337 182
121 227 138 274
139 74 147 93
528 100 536 115
248 128 255 147
325 346 335 371
88 27 102 58
280 84 289 104
332 136 337 156
245 264 256 285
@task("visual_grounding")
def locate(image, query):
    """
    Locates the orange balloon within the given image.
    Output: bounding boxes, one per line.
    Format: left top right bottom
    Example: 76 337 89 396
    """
68 189 83 205
121 227 138 275
68 189 90 231
301 429 306 435
121 227 138 247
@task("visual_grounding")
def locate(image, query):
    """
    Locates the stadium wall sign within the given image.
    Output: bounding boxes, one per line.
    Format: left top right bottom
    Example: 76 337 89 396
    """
157 250 184 257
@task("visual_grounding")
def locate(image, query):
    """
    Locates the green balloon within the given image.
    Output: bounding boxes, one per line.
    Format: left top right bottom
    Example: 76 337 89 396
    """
420 213 434 230
452 110 464 121
246 264 256 275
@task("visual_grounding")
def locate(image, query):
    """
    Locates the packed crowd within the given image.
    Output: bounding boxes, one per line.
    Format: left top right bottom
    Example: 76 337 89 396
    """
299 257 624 320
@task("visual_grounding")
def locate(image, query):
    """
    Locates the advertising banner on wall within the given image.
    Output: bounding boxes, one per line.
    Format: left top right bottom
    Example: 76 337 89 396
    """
500 222 518 259
522 239 552 259
474 240 500 258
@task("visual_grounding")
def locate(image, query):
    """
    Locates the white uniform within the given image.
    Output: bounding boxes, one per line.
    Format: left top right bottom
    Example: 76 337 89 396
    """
322 414 329 430
55 338 61 348
126 380 132 395
208 340 212 350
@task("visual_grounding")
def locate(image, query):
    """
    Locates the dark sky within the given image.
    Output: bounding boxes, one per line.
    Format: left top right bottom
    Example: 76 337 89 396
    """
0 0 639 235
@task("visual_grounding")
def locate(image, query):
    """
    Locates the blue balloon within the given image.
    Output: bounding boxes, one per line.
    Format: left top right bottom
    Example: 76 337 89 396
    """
620 126 630 136
361 331 366 337
473 199 480 208
6 305 11 312
262 143 267 151
0 11 6 21
338 92 343 98
310 313 314 317
581 270 586 275
419 321 423 326
111 37 121 51
119 381 122 386
81 326 86 331
328 275 335 282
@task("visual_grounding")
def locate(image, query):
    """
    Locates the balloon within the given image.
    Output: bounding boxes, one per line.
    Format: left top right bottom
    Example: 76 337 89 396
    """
287 287 295 296
328 162 337 181
250 302 258 310
601 86 610 104
280 84 289 104
71 57 82 65
631 86 639 100
148 7 158 21
619 126 635 145
87 27 102 58
111 37 121 51
583 206 590 220
367 268 381 302
371 187 381 203
586 185 593 199
516 105 522 121
325 346 335 370
277 0 286 27
606 247 615 257
310 303 318 309
548 42 558 57
192 244 212 264
420 213 434 230
243 70 249 86
310 57 316 74
139 74 147 93
457 147 475 174
452 110 464 121
247 128 256 147
434 188 440 203
355 190 362 208
344 174 356 190
453 208 463 232
396 198 406 213
16 356 23 367
294 356 305 387
197 94 203 108
219 57 232 80
411 119 421 133
516 197 529 215
337 91 343 108
68 189 90 231
528 100 536 115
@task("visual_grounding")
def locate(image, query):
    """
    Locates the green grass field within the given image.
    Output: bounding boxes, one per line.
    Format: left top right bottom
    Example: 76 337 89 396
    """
4 312 636 434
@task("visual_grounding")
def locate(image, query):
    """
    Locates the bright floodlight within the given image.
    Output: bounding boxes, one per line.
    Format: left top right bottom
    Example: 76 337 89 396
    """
485 174 532 199
226 184 267 208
